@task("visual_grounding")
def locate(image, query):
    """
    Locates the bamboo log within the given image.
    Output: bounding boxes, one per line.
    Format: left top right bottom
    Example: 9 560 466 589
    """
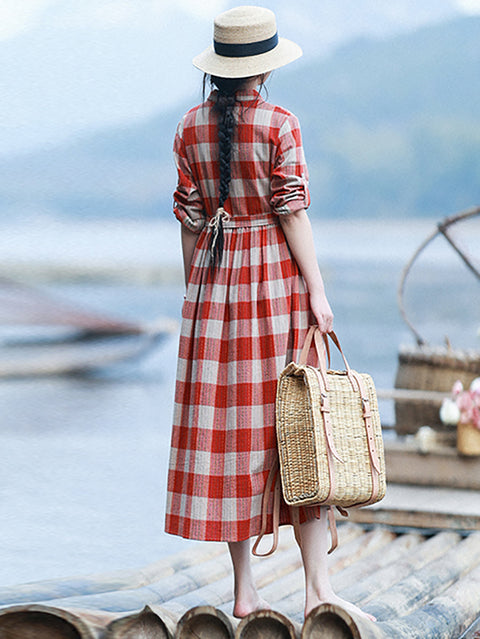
38 551 236 613
105 604 177 639
365 531 480 622
175 605 235 639
332 532 423 589
0 542 225 606
339 530 459 607
303 560 480 638
271 528 396 621
301 603 380 639
460 616 480 638
160 543 302 614
214 522 363 612
235 609 300 639
161 523 320 614
377 561 480 639
0 604 112 639
5 529 299 614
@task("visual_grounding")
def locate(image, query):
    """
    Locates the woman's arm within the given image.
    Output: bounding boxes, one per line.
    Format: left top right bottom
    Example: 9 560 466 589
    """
181 225 199 288
279 208 334 333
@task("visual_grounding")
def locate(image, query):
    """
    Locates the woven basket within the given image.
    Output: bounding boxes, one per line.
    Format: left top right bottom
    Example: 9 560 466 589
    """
276 331 386 509
457 422 480 456
395 345 480 435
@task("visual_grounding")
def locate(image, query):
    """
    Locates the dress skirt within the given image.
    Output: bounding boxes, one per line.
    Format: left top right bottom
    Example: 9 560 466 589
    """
165 212 320 542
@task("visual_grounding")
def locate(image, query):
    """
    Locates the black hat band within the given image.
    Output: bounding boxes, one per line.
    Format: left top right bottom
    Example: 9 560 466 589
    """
214 32 278 58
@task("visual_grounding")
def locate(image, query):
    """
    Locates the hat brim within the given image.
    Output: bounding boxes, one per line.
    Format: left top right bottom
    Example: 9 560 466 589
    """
192 37 302 78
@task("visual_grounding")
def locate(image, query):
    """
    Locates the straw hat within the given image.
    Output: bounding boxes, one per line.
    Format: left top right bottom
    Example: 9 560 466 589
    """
193 5 302 78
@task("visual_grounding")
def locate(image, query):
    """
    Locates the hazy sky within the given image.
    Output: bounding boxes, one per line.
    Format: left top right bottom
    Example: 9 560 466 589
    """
2 0 479 156
1 0 479 42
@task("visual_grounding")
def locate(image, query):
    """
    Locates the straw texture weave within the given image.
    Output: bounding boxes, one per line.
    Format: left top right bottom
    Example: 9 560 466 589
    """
457 422 480 456
276 363 386 508
395 344 480 434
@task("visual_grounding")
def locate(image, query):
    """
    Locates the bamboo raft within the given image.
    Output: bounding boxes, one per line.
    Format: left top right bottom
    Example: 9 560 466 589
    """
1 518 480 638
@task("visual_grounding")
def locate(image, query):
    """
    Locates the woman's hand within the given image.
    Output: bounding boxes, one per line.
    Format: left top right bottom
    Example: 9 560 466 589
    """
309 289 334 334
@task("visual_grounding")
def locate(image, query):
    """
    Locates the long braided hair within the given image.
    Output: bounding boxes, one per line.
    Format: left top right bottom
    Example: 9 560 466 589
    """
204 74 266 269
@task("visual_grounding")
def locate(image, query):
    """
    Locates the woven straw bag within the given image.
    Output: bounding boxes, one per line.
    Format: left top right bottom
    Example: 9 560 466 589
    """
253 327 386 556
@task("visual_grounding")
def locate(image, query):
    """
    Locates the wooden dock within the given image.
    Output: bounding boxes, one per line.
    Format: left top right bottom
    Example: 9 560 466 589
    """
1 505 480 638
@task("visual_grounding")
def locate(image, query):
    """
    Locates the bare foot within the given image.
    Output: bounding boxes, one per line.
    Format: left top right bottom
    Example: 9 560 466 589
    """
305 592 376 622
233 596 271 619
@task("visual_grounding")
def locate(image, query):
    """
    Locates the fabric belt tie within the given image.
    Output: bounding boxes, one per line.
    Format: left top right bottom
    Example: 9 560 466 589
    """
208 207 230 262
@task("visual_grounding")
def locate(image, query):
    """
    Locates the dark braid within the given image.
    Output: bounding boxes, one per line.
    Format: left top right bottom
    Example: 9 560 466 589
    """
203 74 268 269
215 90 236 209
207 75 249 269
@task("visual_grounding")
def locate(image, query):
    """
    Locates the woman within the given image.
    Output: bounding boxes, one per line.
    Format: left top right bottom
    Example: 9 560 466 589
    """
165 5 374 621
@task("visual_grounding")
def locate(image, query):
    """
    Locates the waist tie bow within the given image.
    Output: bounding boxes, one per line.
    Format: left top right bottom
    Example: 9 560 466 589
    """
208 207 230 267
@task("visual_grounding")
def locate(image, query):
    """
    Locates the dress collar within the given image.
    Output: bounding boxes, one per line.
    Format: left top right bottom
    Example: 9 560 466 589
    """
208 89 264 106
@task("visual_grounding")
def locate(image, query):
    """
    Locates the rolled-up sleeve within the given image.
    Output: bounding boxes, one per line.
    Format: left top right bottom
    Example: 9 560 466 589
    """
270 114 310 216
173 121 206 233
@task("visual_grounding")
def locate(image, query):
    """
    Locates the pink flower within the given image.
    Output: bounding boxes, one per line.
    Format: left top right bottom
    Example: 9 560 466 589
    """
472 406 480 430
452 380 464 396
440 379 480 430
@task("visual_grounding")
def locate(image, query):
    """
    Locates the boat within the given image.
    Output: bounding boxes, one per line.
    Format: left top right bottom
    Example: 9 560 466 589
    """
393 206 480 435
0 277 177 377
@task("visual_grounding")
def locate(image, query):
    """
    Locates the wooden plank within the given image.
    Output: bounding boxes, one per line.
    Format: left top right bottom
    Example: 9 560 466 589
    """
377 388 447 403
348 484 480 531
384 439 480 490
350 507 480 531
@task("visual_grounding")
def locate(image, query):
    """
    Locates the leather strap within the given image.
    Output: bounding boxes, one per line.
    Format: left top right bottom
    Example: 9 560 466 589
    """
349 370 381 506
252 460 281 557
298 326 317 365
315 327 382 508
306 328 383 520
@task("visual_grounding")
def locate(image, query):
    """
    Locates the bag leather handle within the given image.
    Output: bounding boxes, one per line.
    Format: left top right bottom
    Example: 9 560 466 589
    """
299 328 351 373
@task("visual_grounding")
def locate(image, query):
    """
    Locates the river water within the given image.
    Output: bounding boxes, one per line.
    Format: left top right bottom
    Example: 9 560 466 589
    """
0 217 478 589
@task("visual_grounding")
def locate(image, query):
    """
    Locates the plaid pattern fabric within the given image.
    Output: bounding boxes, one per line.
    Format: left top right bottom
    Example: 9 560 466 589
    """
165 90 319 542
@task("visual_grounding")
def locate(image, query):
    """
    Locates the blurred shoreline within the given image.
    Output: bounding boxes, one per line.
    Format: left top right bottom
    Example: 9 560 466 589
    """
0 217 470 284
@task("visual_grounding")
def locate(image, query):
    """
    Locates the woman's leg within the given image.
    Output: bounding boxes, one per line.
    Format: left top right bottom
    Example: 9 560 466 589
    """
298 509 376 621
228 540 270 618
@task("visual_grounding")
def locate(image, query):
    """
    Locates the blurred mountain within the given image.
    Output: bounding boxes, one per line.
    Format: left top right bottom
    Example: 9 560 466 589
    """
0 0 458 156
1 14 479 221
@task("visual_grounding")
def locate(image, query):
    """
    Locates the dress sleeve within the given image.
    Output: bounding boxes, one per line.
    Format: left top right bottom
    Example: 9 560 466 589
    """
270 113 310 215
173 120 206 233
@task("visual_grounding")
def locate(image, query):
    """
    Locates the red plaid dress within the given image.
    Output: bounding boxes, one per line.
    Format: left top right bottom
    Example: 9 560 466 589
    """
165 89 319 542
